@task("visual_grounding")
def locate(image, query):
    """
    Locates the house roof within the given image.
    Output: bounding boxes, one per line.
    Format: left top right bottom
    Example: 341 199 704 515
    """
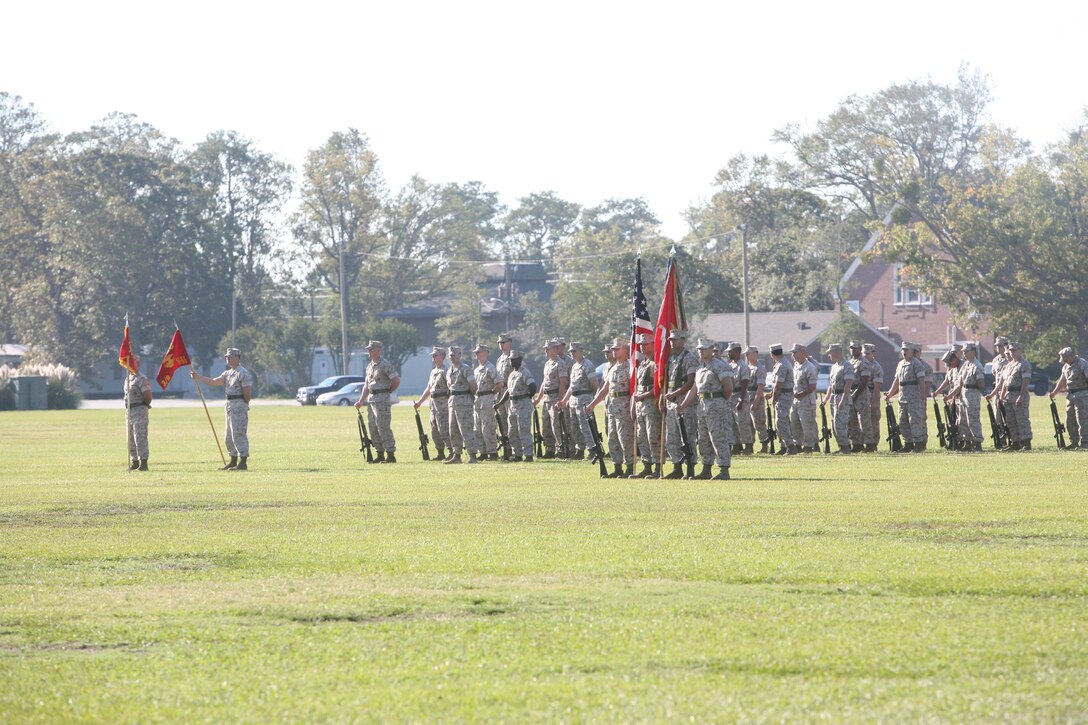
690 311 900 358
380 293 457 319
0 344 28 357
839 205 897 293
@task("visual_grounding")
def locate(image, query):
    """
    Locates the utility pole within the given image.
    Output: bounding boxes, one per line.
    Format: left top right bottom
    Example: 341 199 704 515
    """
739 224 750 347
338 238 350 375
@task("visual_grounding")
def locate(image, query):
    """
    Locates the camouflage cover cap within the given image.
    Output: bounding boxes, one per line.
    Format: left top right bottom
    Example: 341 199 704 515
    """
789 343 806 354
743 345 758 354
770 344 784 355
900 341 913 350
848 340 862 348
995 336 1010 345
1008 341 1022 350
963 342 978 352
448 345 462 355
824 343 842 354
1058 346 1075 360
472 344 490 354
941 350 957 364
727 341 742 351
429 346 447 356
610 338 629 349
667 329 687 341
911 342 923 352
861 343 876 352
222 347 241 359
509 350 523 361
569 342 583 352
496 333 512 344
364 340 382 350
635 333 653 344
695 338 715 350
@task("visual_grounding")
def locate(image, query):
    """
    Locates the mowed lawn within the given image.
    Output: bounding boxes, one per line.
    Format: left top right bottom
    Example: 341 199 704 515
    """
1 402 1086 722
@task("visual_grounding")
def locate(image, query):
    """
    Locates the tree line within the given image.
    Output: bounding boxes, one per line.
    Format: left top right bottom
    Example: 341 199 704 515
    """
2 67 1085 392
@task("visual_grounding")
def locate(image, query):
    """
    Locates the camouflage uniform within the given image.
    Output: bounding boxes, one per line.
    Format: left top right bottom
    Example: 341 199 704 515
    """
446 355 479 457
746 350 768 446
557 349 578 451
826 351 855 449
1003 355 1033 444
506 363 537 458
473 355 501 457
694 355 734 467
959 355 986 444
847 347 873 450
124 370 151 462
791 355 819 450
540 353 565 456
1059 351 1088 446
495 345 519 456
893 351 929 445
215 365 254 457
568 355 599 455
866 350 884 447
634 355 661 465
664 347 699 464
365 354 399 454
425 363 451 451
604 358 634 466
770 354 795 449
728 350 753 446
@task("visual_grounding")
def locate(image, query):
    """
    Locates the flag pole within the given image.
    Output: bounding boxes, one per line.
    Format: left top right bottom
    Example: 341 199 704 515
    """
193 376 227 467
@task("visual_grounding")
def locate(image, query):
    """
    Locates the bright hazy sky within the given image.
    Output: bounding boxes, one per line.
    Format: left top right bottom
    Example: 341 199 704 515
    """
4 1 1086 238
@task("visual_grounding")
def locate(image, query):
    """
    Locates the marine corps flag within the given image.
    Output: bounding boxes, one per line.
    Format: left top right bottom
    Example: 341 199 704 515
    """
156 328 192 390
652 253 686 397
118 315 137 375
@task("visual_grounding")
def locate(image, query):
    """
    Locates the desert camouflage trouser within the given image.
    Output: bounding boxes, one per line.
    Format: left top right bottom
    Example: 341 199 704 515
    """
509 398 535 457
1003 392 1032 443
775 396 794 448
697 397 732 467
791 396 818 449
897 395 925 444
126 405 149 460
224 400 249 456
368 394 395 453
430 397 451 450
635 400 662 463
959 391 983 443
750 395 768 443
847 390 873 448
474 393 498 455
606 399 635 465
448 396 478 456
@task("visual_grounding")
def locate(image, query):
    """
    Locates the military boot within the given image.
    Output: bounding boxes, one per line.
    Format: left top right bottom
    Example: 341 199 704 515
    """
663 463 685 480
759 440 769 454
443 454 462 464
375 450 386 463
629 462 651 479
542 450 555 460
787 445 801 455
693 464 713 480
435 447 446 461
913 443 926 453
572 450 585 461
902 442 915 453
385 452 397 464
865 443 878 453
220 456 238 471
138 459 148 471
129 459 140 471
522 456 534 463
510 455 523 463
234 457 248 470
775 446 788 456
1020 441 1032 451
851 443 864 453
466 452 478 464
744 443 754 455
835 446 852 455
645 463 661 479
712 466 731 480
604 464 622 478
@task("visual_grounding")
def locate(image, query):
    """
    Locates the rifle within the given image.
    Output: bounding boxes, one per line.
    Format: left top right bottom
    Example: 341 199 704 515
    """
557 408 572 458
532 406 544 458
495 409 513 460
1051 399 1068 449
944 401 960 451
356 410 374 463
585 410 609 478
413 409 431 461
997 400 1012 448
885 402 902 452
986 399 1005 449
765 400 776 454
818 396 832 453
676 413 696 479
933 398 947 449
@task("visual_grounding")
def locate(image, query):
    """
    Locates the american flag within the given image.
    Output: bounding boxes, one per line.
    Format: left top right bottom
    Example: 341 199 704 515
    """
629 254 653 409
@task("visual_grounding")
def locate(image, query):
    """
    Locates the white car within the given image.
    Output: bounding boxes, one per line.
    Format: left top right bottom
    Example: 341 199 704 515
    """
316 382 400 406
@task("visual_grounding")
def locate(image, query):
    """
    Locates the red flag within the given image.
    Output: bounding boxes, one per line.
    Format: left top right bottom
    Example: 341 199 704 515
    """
156 328 192 390
119 317 137 375
652 255 686 397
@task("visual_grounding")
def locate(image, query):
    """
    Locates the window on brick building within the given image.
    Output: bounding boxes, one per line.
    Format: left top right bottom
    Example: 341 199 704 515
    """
893 265 933 306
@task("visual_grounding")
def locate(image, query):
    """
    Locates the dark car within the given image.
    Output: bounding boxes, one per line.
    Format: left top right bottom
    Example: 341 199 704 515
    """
296 375 366 405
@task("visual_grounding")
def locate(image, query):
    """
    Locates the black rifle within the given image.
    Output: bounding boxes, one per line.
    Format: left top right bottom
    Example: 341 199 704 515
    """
557 408 572 458
1051 399 1068 449
495 410 513 460
818 397 832 453
997 400 1012 448
933 398 947 449
356 410 374 463
944 401 960 451
585 410 609 478
986 399 1004 449
765 400 776 454
532 406 544 458
676 413 696 479
885 402 902 452
413 409 430 461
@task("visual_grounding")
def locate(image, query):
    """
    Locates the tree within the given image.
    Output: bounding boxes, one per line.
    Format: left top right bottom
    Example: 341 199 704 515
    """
362 319 421 373
500 191 581 260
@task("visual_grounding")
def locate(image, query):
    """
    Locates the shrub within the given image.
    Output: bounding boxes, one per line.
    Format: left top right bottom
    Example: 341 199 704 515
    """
0 371 14 411
8 363 83 410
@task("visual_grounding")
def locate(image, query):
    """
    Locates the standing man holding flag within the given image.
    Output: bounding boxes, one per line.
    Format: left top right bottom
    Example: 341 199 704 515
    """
192 348 254 470
653 254 696 479
119 317 151 471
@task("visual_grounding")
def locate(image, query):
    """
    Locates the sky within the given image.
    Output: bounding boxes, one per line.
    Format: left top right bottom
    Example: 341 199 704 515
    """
4 1 1087 239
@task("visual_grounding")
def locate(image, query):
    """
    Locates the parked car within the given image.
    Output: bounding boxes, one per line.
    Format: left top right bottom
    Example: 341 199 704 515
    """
316 382 400 406
815 363 832 394
296 375 366 405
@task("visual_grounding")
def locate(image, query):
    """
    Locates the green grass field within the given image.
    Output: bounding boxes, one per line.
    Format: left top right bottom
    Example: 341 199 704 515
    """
1 402 1086 722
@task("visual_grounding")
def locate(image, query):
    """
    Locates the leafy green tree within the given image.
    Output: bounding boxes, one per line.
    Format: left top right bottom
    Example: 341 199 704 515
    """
362 319 422 373
500 191 581 260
